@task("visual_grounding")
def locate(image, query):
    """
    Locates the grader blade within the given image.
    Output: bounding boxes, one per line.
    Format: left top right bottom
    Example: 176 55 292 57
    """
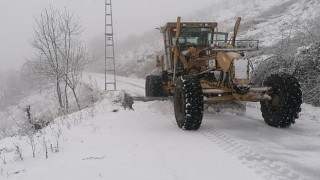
131 96 172 102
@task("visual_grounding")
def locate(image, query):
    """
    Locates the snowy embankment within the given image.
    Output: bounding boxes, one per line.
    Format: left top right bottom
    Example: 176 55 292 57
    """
0 90 262 180
0 73 320 180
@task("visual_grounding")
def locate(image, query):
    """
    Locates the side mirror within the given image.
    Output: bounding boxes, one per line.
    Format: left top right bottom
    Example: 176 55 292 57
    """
156 55 164 71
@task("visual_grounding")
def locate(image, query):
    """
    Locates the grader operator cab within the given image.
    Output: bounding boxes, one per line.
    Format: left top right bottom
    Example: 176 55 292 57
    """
145 17 302 130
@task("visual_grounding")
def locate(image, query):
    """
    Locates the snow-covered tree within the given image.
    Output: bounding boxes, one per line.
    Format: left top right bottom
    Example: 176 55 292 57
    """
27 6 88 111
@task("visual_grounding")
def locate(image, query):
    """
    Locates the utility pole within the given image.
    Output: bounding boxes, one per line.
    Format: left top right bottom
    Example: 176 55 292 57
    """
105 0 116 90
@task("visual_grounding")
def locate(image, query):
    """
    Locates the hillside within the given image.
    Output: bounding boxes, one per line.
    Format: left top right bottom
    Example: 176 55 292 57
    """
88 0 320 78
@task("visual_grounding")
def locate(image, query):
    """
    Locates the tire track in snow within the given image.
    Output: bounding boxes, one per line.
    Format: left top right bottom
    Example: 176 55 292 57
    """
145 100 308 179
198 127 307 180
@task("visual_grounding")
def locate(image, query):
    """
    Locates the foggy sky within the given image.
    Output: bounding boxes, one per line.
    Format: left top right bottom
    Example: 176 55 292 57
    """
0 0 215 70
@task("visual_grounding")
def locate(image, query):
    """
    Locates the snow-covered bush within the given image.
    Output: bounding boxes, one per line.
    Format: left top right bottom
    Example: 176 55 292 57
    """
76 82 102 109
292 42 320 106
253 42 320 106
16 105 54 135
252 55 293 84
0 79 103 140
112 91 133 110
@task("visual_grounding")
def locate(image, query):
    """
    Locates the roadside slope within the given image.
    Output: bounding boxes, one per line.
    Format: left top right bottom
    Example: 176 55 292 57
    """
1 92 262 180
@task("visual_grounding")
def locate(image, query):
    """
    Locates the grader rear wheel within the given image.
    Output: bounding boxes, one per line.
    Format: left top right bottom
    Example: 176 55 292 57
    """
145 75 165 97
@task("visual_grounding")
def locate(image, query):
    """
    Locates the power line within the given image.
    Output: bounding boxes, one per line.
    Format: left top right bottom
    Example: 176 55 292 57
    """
80 0 98 16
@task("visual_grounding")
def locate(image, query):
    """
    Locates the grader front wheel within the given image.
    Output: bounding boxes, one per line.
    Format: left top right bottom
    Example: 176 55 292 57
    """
260 73 302 128
174 75 204 130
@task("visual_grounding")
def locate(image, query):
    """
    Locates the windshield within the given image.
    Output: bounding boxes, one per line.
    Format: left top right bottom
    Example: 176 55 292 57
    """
213 33 228 42
172 27 213 46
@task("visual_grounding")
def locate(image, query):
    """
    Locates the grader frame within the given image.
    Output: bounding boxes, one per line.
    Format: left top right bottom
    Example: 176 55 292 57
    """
145 17 302 130
157 17 267 104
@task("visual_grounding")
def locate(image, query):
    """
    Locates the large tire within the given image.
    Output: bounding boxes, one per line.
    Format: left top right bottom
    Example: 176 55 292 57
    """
145 75 165 97
174 75 204 130
260 73 302 128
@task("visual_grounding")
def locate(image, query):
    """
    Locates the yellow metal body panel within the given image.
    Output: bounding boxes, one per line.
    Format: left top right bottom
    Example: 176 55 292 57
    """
217 52 242 72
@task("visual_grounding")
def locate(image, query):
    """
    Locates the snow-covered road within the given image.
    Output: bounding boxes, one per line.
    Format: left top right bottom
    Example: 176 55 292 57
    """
88 73 320 180
1 73 319 180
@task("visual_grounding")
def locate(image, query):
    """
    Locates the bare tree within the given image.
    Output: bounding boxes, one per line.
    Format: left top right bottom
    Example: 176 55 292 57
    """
58 10 89 110
28 6 88 111
28 6 64 109
64 41 88 110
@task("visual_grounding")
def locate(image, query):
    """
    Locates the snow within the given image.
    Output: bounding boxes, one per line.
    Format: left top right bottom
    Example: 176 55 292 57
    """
0 88 261 180
2 1 320 178
1 73 320 180
0 89 57 138
249 54 274 69
239 0 320 47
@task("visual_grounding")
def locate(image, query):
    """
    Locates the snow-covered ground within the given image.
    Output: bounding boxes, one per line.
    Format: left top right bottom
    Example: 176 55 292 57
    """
1 73 319 180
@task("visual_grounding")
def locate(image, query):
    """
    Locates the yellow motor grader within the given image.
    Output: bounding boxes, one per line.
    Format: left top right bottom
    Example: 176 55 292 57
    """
145 17 302 130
